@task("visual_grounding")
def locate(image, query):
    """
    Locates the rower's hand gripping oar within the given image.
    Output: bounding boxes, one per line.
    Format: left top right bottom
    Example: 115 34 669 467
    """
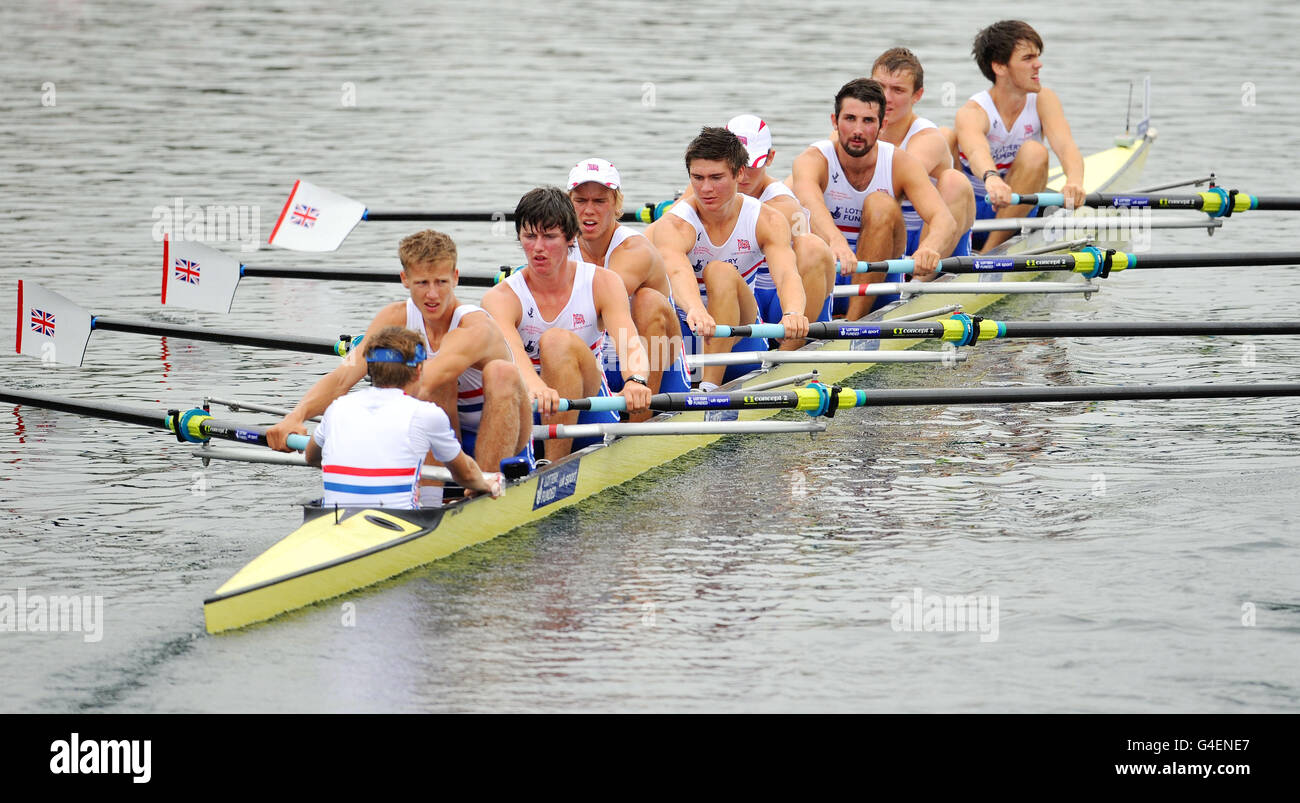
266 179 676 252
16 280 356 367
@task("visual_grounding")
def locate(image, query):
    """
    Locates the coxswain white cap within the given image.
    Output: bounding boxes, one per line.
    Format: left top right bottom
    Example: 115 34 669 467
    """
567 158 621 190
727 114 773 168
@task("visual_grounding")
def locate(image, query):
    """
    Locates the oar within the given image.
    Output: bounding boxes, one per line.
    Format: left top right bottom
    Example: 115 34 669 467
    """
557 382 1300 416
716 317 1300 343
0 388 312 451
533 420 826 439
1009 189 1300 216
162 238 500 313
266 179 674 252
850 249 1300 277
16 280 354 367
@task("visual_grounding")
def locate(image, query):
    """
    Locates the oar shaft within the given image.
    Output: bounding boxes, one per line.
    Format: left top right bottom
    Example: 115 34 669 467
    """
559 382 1300 414
998 321 1300 338
856 383 1300 406
853 250 1300 275
0 389 311 450
91 316 351 356
0 389 165 429
363 205 669 224
239 266 497 288
1011 191 1300 213
724 320 1300 340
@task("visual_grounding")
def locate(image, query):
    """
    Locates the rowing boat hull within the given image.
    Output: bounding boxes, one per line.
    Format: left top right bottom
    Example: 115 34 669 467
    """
203 130 1155 633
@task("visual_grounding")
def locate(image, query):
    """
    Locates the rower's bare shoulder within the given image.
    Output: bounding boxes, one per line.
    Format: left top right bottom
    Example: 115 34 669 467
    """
953 100 986 128
370 300 408 328
1035 87 1067 118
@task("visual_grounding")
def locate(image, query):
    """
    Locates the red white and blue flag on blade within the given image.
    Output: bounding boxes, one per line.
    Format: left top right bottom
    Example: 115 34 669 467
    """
29 308 55 336
291 204 319 228
15 280 94 366
174 258 200 284
268 180 366 252
162 237 242 314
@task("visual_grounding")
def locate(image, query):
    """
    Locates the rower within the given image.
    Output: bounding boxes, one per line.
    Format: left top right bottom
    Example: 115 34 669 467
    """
943 19 1085 252
267 230 532 482
566 158 691 403
481 186 653 462
792 78 955 321
870 47 976 260
304 326 504 508
651 127 808 389
672 115 834 350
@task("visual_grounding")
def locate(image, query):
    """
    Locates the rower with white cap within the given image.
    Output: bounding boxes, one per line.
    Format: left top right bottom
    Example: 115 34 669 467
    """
725 114 834 344
566 158 690 400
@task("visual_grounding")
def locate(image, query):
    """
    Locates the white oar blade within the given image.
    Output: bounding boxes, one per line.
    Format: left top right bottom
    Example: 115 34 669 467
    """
267 179 365 252
161 237 242 313
15 280 93 367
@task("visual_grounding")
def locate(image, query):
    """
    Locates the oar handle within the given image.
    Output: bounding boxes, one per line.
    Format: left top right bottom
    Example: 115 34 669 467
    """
835 259 921 275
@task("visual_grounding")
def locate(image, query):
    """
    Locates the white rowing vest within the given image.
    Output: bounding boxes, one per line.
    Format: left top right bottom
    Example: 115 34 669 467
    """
814 138 896 252
668 194 766 303
314 387 462 509
502 260 606 370
753 180 805 291
899 117 939 234
405 299 487 434
959 90 1043 198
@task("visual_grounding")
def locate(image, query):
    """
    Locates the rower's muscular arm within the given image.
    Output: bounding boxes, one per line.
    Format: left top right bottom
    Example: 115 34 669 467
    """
953 101 996 181
1038 88 1085 207
754 206 808 339
792 147 853 275
606 236 659 297
896 150 956 277
411 311 500 402
906 128 955 179
651 214 714 336
592 268 652 412
479 283 549 396
265 302 404 451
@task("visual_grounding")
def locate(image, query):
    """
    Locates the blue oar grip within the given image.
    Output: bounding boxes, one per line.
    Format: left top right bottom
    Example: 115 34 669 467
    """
584 396 627 413
287 433 311 451
714 325 734 338
852 259 915 275
746 324 786 339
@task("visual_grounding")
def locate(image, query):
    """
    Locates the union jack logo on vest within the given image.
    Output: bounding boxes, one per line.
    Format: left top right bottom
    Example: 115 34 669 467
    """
291 203 319 228
173 258 200 284
737 238 751 252
572 312 586 327
1024 124 1034 134
29 308 55 336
